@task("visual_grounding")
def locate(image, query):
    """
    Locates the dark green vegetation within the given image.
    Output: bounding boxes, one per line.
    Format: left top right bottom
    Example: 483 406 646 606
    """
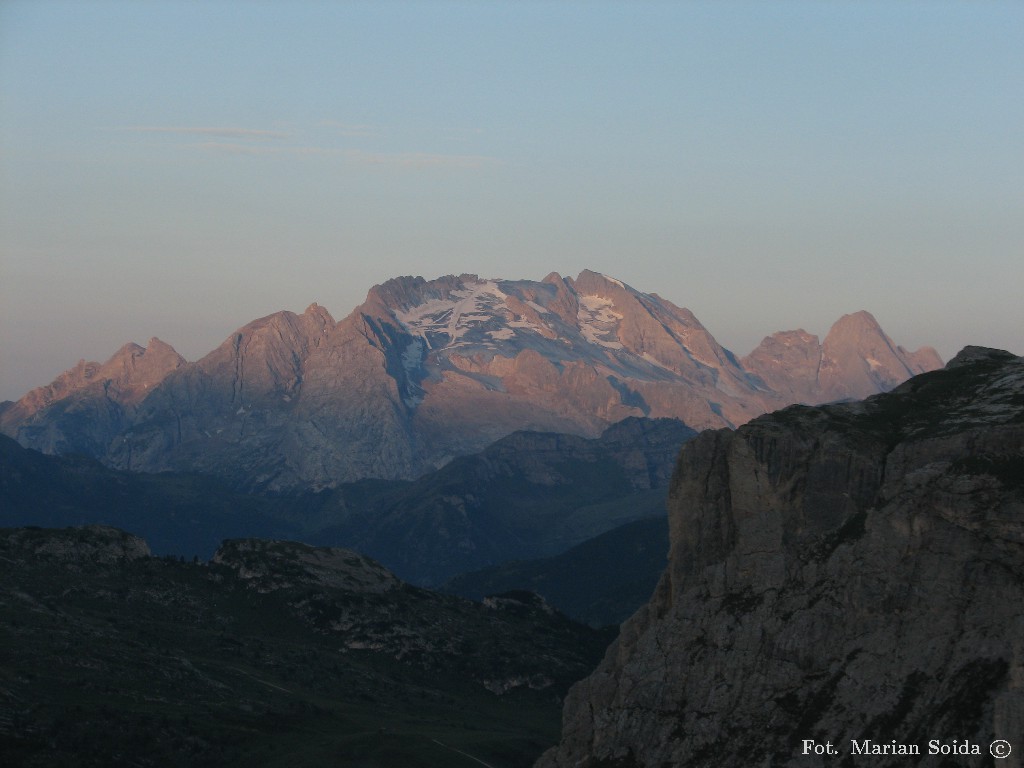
1 417 694 586
444 516 669 628
0 526 614 768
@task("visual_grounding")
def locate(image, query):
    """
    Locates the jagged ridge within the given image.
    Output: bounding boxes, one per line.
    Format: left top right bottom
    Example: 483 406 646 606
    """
1 271 942 490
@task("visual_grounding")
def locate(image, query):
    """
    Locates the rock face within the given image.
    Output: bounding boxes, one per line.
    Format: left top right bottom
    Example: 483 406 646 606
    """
742 310 943 404
0 337 185 457
538 347 1024 768
1 272 942 490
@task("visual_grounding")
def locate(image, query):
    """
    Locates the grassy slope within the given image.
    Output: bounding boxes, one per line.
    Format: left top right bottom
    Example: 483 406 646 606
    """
0 529 610 768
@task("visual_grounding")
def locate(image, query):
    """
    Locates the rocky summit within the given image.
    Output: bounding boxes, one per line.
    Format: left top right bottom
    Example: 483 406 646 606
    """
1 271 941 490
741 310 941 404
0 337 185 458
538 348 1024 768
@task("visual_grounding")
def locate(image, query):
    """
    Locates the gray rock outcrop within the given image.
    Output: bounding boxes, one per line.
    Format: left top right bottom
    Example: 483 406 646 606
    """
538 347 1024 768
212 538 401 594
2 524 152 565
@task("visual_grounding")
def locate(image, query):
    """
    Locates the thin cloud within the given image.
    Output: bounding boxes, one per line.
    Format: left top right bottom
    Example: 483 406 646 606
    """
343 149 500 170
188 142 266 156
189 143 500 169
317 121 383 138
189 142 338 156
120 126 289 139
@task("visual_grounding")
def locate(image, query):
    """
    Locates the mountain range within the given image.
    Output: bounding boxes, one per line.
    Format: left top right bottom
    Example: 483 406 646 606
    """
0 270 941 491
0 417 693 587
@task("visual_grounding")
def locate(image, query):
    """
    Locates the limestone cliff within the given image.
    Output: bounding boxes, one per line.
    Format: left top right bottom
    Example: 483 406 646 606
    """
538 347 1024 768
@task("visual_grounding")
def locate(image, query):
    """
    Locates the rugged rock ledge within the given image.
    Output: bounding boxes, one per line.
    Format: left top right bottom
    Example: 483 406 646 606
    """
2 524 151 565
538 347 1024 768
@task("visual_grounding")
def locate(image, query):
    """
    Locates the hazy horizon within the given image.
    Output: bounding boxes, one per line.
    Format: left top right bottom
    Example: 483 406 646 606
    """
2 1 1022 401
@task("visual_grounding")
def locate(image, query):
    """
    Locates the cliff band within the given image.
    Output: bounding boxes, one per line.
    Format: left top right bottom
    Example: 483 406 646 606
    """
539 347 1024 768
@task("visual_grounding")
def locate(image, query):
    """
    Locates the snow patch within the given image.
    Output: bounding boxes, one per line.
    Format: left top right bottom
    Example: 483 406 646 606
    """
395 279 503 343
578 295 623 349
394 278 543 349
641 352 674 372
686 349 721 371
601 274 625 289
402 337 425 375
400 337 426 408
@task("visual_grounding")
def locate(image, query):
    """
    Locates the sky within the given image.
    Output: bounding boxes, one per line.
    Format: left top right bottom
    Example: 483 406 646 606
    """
1 0 1022 401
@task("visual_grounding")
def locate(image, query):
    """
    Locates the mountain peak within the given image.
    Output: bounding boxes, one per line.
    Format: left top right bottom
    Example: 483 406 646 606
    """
572 269 630 297
817 310 942 400
143 336 186 362
113 342 147 358
1 335 185 426
946 345 1020 369
826 309 883 336
303 301 333 321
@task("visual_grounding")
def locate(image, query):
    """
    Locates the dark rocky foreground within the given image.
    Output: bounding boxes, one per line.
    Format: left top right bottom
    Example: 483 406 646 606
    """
0 526 612 767
538 348 1024 768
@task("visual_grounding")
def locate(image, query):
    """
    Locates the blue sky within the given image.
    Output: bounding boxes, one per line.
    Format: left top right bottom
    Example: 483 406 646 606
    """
1 0 1022 400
